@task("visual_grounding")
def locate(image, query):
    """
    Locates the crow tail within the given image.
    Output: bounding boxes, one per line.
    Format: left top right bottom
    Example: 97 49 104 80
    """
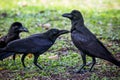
111 59 120 67
0 52 14 61
0 48 6 52
107 56 120 67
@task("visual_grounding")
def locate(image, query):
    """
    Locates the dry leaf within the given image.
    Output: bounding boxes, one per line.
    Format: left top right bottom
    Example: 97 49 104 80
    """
27 54 33 58
48 55 59 60
43 23 51 30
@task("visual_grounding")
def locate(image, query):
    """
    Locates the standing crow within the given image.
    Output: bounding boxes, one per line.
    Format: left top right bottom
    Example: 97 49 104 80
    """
62 10 120 73
0 22 29 61
0 29 69 69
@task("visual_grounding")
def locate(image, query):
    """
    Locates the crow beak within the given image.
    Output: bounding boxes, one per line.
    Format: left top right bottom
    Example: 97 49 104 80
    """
58 30 69 36
19 27 29 32
62 13 72 18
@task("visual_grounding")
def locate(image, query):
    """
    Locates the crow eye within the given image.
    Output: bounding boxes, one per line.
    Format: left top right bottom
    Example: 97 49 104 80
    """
72 14 77 19
73 16 76 18
13 26 18 29
53 31 57 35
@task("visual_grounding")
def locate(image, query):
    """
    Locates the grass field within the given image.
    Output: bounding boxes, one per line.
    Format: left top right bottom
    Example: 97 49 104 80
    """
0 0 120 80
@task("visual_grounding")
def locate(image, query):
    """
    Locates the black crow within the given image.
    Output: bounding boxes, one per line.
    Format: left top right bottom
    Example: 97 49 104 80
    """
0 22 29 61
62 10 120 73
0 22 29 48
0 29 69 69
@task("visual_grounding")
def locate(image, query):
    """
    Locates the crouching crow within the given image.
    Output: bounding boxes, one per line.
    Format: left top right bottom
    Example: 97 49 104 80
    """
0 22 29 61
0 22 29 48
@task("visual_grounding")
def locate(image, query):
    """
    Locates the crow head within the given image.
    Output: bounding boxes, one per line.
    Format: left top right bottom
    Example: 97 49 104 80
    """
45 29 69 41
62 10 83 22
9 22 29 33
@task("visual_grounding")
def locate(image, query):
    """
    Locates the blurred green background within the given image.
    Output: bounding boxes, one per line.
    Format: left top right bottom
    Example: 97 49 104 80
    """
0 0 120 80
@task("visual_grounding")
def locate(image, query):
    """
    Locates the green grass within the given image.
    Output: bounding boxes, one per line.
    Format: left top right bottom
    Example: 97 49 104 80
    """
0 0 120 79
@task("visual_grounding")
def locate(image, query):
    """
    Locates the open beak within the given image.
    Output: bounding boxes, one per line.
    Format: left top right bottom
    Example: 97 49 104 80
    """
58 30 69 36
19 27 29 32
62 13 72 18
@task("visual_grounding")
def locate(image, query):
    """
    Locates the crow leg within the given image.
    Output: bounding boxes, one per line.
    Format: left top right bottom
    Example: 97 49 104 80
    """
89 57 96 72
33 54 42 70
21 54 27 68
76 52 86 73
13 54 16 65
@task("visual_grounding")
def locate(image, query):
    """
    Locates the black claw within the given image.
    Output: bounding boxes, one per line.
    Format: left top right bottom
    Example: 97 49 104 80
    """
39 67 43 70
